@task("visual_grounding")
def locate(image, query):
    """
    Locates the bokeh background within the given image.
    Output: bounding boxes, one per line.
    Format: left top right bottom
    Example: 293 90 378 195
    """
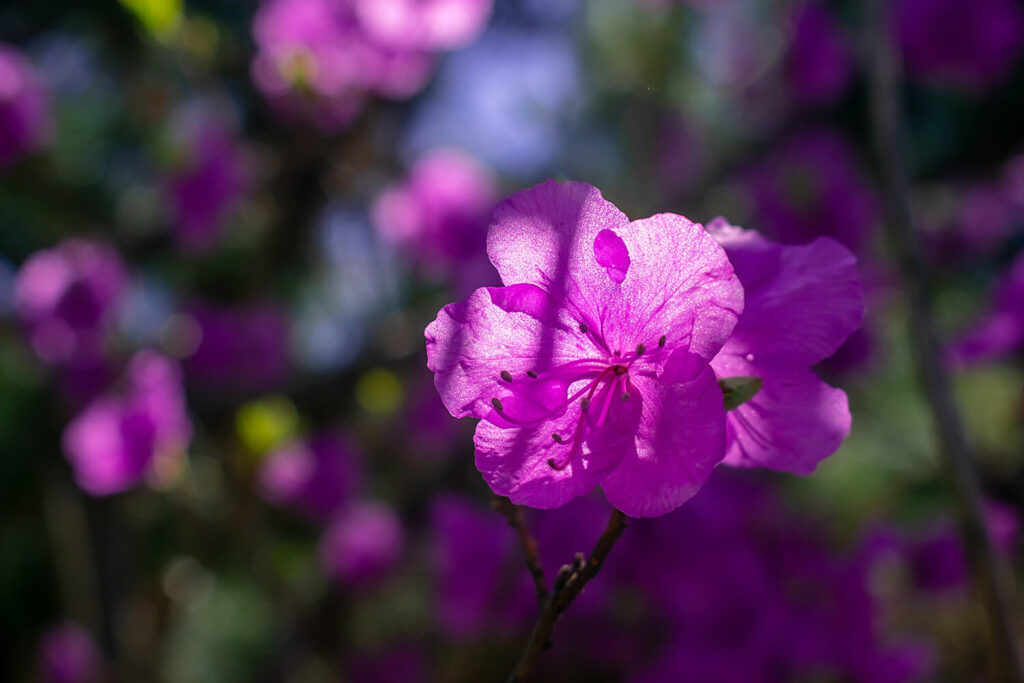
2 0 1024 681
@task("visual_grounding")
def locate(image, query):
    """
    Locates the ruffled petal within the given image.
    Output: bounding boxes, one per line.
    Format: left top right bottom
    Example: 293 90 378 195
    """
710 221 863 367
600 362 727 518
426 286 595 419
713 355 851 474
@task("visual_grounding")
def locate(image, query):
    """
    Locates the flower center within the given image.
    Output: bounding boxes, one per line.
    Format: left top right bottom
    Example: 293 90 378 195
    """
489 329 671 471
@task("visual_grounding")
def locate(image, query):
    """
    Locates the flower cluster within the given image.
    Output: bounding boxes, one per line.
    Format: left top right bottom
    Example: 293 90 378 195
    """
427 180 863 517
251 0 493 130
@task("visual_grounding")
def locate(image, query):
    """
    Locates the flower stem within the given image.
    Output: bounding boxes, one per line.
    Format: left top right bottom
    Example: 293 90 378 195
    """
506 508 628 683
492 495 549 606
863 2 1024 680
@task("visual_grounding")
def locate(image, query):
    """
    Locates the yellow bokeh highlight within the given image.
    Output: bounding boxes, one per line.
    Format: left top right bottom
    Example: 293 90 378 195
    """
235 395 301 456
355 368 404 416
119 0 183 40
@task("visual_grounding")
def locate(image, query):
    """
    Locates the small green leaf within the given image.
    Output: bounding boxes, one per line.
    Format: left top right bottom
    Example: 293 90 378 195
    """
719 376 762 411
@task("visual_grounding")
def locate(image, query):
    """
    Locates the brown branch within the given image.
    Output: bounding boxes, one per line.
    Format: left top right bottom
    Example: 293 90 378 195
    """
492 495 549 606
863 2 1024 680
506 508 628 683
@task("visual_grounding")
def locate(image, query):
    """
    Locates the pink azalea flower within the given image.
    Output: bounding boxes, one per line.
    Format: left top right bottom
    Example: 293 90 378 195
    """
426 180 743 517
62 352 191 496
707 219 863 473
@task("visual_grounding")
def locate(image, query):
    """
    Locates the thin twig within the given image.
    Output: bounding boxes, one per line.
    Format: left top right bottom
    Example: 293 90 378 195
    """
492 495 549 606
506 508 628 683
863 2 1024 680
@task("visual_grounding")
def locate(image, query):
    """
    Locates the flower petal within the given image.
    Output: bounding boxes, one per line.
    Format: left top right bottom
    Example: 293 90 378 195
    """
474 398 630 509
487 179 629 298
426 286 594 419
714 355 851 474
604 213 744 361
710 221 863 367
601 362 727 518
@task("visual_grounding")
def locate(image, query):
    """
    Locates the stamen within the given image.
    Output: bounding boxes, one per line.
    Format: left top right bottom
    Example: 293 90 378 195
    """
580 397 590 411
500 370 513 382
613 364 627 375
579 322 589 333
658 335 667 347
622 392 630 401
526 370 538 378
635 343 645 356
552 433 563 443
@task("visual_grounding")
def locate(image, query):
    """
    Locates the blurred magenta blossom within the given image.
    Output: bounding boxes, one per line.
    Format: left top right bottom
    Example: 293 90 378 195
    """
953 252 1024 364
258 431 363 520
372 148 497 291
163 106 249 251
14 239 126 367
62 352 190 496
895 0 1024 90
782 1 853 106
742 127 879 255
427 180 862 517
319 501 405 585
0 42 50 170
251 0 492 130
37 622 99 683
181 300 291 392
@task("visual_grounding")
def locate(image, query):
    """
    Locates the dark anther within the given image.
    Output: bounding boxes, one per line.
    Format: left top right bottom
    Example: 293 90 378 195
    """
613 364 627 375
635 343 646 356
658 335 667 347
579 322 589 333
500 370 513 382
580 397 591 411
526 370 538 378
613 350 621 356
491 397 503 411
621 392 630 402
552 433 563 443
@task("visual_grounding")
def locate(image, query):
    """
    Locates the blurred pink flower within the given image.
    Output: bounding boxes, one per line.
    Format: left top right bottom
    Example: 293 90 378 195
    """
896 0 1024 90
164 110 248 251
259 432 362 520
320 502 405 585
62 352 191 496
14 239 126 366
372 148 497 289
0 43 50 170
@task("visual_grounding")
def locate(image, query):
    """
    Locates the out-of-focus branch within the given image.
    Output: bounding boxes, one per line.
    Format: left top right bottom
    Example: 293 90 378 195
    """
863 2 1023 680
492 495 549 607
506 509 627 683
